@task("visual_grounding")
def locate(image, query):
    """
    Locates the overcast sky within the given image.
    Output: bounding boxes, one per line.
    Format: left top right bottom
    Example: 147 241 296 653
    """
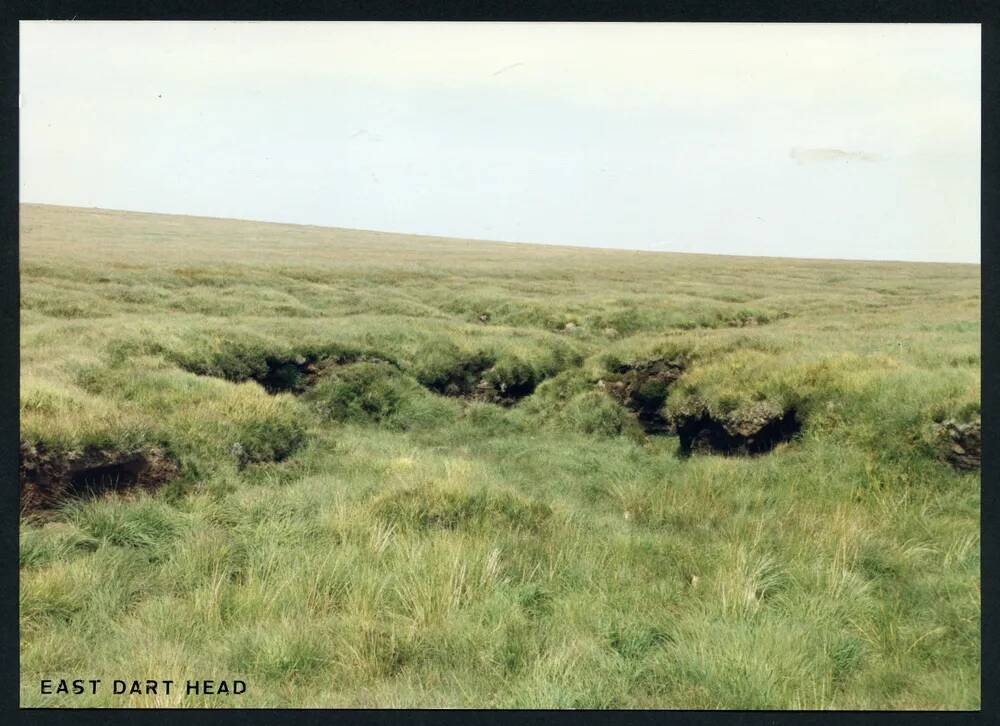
20 22 980 262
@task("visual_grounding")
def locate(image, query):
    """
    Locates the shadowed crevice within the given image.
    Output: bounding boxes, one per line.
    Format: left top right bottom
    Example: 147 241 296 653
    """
20 442 179 512
420 353 541 406
178 348 394 395
675 407 801 457
598 358 685 434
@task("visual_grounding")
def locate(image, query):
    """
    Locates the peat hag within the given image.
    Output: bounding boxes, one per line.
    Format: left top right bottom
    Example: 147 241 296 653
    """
20 442 179 511
420 353 541 406
675 405 801 457
420 352 495 398
934 417 981 470
179 346 392 395
599 358 685 434
253 353 396 394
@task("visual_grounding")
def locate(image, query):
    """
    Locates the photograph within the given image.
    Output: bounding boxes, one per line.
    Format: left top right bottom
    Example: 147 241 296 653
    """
17 20 981 709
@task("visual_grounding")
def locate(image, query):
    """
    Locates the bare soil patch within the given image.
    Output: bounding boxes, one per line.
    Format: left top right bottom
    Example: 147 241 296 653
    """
934 418 980 470
675 403 801 456
20 441 179 512
598 358 685 434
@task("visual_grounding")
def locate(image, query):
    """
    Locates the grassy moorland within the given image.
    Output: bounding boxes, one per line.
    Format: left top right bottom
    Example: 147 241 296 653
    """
19 203 980 708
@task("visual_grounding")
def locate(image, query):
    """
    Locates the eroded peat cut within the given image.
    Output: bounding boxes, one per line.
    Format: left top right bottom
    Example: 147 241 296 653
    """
598 358 685 434
483 376 537 407
19 442 179 512
674 404 802 457
255 355 325 394
255 353 395 394
595 358 802 456
933 417 981 470
419 352 496 398
176 344 393 395
419 353 543 406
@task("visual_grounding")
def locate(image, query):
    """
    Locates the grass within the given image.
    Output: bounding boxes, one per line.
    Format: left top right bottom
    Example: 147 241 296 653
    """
19 203 980 708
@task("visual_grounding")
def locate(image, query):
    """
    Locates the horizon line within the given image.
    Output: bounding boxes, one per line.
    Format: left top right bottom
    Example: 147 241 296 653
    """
19 200 981 267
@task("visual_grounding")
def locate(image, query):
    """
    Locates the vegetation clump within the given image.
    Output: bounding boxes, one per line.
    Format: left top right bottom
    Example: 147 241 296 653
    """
412 342 564 406
370 482 552 532
560 389 644 439
414 346 496 398
480 357 543 405
304 361 456 430
519 371 640 439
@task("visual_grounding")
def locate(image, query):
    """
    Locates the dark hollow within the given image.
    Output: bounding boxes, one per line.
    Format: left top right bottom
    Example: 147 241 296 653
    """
68 454 149 496
424 355 495 398
604 359 684 434
20 443 180 512
677 409 801 457
257 357 318 394
490 379 537 406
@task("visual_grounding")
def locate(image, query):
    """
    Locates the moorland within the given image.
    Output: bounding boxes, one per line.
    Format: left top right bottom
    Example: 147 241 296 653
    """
19 203 980 708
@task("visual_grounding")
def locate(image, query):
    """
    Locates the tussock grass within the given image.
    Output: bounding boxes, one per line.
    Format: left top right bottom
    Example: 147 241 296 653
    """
19 204 979 708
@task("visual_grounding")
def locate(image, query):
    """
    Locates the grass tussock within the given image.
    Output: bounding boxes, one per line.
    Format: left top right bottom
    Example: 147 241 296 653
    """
370 482 552 532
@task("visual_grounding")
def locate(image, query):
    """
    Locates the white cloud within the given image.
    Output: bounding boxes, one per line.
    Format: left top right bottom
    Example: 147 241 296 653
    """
790 148 885 164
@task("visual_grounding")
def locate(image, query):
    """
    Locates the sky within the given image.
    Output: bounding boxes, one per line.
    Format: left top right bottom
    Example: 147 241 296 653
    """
20 22 980 263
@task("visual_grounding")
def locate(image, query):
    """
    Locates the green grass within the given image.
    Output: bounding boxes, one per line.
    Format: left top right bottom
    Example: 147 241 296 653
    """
19 203 980 708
